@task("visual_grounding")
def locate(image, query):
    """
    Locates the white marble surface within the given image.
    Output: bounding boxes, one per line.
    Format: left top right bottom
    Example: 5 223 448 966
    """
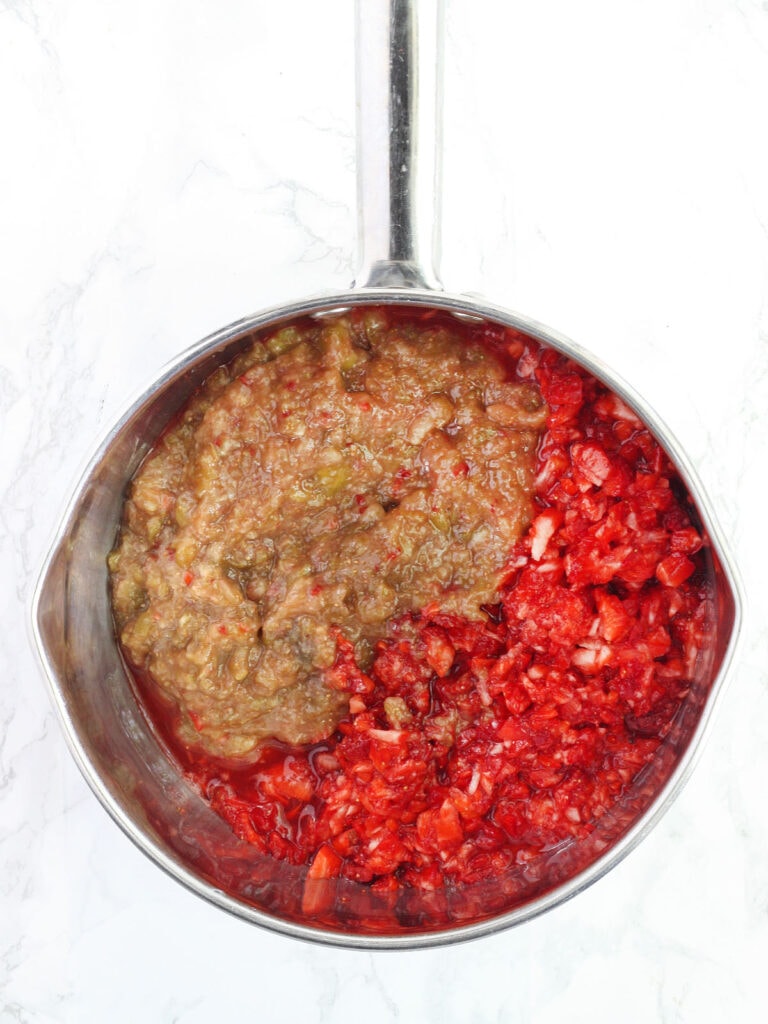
2 0 767 1019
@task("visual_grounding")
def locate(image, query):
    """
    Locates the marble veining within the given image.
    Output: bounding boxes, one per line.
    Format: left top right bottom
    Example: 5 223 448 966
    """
2 0 767 1020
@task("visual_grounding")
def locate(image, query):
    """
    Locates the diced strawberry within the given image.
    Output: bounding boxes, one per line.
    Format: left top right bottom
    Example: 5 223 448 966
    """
571 642 612 673
529 509 562 561
363 830 409 875
301 844 343 916
571 441 614 488
592 392 642 426
496 717 525 743
545 371 584 408
656 552 696 588
565 540 633 586
526 764 566 789
594 589 632 642
436 799 464 847
306 843 342 880
535 447 570 493
258 756 315 803
669 526 704 555
416 799 464 852
617 536 669 587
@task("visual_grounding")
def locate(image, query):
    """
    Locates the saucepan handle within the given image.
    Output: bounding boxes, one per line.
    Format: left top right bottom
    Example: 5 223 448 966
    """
353 0 444 290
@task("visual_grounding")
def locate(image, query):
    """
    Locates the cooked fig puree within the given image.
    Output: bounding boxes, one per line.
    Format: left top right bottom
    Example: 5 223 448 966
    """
109 309 546 759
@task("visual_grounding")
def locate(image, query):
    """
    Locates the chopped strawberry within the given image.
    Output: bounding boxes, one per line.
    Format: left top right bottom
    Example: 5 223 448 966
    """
669 526 704 555
529 509 562 561
571 441 614 488
301 843 343 916
594 589 632 642
258 757 315 803
416 798 464 852
656 552 696 588
306 843 342 880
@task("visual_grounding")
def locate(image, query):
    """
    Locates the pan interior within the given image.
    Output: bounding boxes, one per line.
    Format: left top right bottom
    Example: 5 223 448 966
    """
33 290 739 947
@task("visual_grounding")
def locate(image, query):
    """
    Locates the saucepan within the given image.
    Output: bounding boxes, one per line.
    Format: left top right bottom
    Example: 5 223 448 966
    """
32 0 742 948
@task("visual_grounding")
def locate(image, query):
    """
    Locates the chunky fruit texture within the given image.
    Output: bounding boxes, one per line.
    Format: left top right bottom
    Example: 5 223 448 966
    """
158 324 714 909
110 310 545 760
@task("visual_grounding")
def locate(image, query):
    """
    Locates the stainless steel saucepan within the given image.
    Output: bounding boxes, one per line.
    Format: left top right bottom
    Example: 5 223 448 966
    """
32 0 742 948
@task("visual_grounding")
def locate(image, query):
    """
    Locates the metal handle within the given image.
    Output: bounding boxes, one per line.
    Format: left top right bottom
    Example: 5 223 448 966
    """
353 0 443 290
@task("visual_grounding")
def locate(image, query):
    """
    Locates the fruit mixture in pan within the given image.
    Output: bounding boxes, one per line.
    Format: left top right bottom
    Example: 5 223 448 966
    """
109 306 713 905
